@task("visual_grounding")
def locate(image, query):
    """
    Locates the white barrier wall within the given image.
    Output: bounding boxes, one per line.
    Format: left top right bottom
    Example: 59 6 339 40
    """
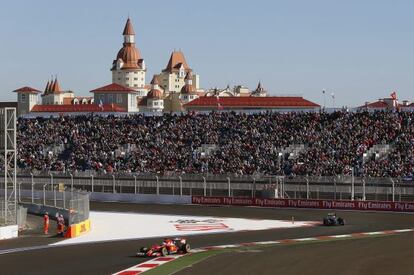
89 192 191 204
0 225 18 240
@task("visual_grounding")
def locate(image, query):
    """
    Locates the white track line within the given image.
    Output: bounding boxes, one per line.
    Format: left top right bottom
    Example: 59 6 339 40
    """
112 228 414 274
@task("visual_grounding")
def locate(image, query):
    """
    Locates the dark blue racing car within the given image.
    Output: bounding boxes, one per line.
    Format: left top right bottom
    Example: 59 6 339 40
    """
323 213 345 226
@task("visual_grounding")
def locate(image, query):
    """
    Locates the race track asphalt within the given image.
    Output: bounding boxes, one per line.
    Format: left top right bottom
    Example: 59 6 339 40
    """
0 202 413 275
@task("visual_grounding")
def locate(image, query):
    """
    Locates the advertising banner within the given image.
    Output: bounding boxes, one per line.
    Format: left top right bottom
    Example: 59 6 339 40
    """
191 196 414 212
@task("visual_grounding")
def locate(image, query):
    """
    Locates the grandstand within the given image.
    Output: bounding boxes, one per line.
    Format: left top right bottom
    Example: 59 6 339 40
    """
14 110 414 179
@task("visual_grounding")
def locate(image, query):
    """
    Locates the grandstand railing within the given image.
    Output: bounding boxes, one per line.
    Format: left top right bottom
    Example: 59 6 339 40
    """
5 173 414 202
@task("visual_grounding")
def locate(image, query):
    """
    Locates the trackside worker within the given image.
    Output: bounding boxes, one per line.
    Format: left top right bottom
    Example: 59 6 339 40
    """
57 214 65 236
43 212 49 234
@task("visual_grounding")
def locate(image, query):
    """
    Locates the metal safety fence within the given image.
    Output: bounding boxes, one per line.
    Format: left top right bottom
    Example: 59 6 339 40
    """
8 174 414 203
14 177 89 225
0 199 16 226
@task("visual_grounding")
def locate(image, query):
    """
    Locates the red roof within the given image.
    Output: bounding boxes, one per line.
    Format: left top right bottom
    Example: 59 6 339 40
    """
122 18 135 35
184 96 320 108
31 104 126 113
359 101 388 109
90 83 137 93
13 86 41 94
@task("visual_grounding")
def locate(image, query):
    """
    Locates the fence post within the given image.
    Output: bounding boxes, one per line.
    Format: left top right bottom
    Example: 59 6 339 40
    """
306 177 309 199
63 187 66 209
112 175 116 194
156 176 159 195
70 173 74 191
391 178 395 202
362 178 366 201
43 184 48 205
54 186 57 207
227 177 231 197
50 172 54 194
134 176 137 194
252 177 256 198
31 182 35 204
18 182 21 202
351 168 355 201
91 175 94 193
179 176 183 196
202 177 206 196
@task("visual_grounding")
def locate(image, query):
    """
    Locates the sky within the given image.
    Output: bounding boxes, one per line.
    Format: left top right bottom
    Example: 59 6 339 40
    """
1 0 413 107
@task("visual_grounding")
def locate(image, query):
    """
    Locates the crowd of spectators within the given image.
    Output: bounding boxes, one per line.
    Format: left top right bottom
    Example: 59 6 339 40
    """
16 111 414 178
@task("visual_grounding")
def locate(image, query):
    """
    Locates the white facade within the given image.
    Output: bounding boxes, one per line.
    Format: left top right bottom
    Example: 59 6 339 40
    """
93 92 140 112
17 92 38 116
158 72 199 95
146 98 164 112
112 67 146 90
41 91 74 105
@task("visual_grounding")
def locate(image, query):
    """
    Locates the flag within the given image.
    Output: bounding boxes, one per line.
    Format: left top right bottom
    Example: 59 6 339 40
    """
331 93 335 99
390 91 397 100
99 99 104 111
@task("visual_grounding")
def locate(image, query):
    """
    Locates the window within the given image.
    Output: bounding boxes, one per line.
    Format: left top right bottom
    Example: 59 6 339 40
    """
117 94 122 103
154 101 158 106
118 78 121 81
21 94 26 102
108 94 113 102
126 77 129 80
141 78 144 81
134 78 138 80
134 84 138 87
134 72 138 74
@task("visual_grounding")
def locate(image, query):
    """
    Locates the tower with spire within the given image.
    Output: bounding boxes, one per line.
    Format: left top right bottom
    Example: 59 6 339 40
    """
111 18 146 92
40 77 74 105
146 75 164 112
156 50 200 95
251 81 268 97
179 71 199 104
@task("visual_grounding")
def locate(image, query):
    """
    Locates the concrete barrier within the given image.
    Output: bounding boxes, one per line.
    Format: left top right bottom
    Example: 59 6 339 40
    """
0 225 18 240
89 192 192 204
20 202 70 221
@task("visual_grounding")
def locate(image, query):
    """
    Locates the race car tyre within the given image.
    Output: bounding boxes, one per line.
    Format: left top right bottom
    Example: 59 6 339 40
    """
181 243 191 253
338 218 345 225
160 247 168 256
323 218 329 226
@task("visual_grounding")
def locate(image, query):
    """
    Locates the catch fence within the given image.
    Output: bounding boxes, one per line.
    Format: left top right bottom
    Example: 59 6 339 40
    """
11 174 414 202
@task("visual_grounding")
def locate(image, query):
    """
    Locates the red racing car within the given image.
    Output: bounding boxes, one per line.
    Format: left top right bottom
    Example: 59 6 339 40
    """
136 238 191 257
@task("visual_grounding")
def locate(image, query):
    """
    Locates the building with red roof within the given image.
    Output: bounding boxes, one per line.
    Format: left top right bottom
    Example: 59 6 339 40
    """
111 18 146 92
13 87 41 115
358 92 414 112
90 83 141 112
156 50 200 95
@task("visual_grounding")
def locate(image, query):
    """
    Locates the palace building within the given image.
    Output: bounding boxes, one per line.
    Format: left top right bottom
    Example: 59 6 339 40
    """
12 17 320 116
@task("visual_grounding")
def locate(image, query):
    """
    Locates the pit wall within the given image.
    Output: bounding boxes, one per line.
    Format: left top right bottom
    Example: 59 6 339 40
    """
192 196 414 212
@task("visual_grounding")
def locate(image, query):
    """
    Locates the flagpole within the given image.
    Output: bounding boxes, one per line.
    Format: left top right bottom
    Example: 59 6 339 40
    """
322 90 326 109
